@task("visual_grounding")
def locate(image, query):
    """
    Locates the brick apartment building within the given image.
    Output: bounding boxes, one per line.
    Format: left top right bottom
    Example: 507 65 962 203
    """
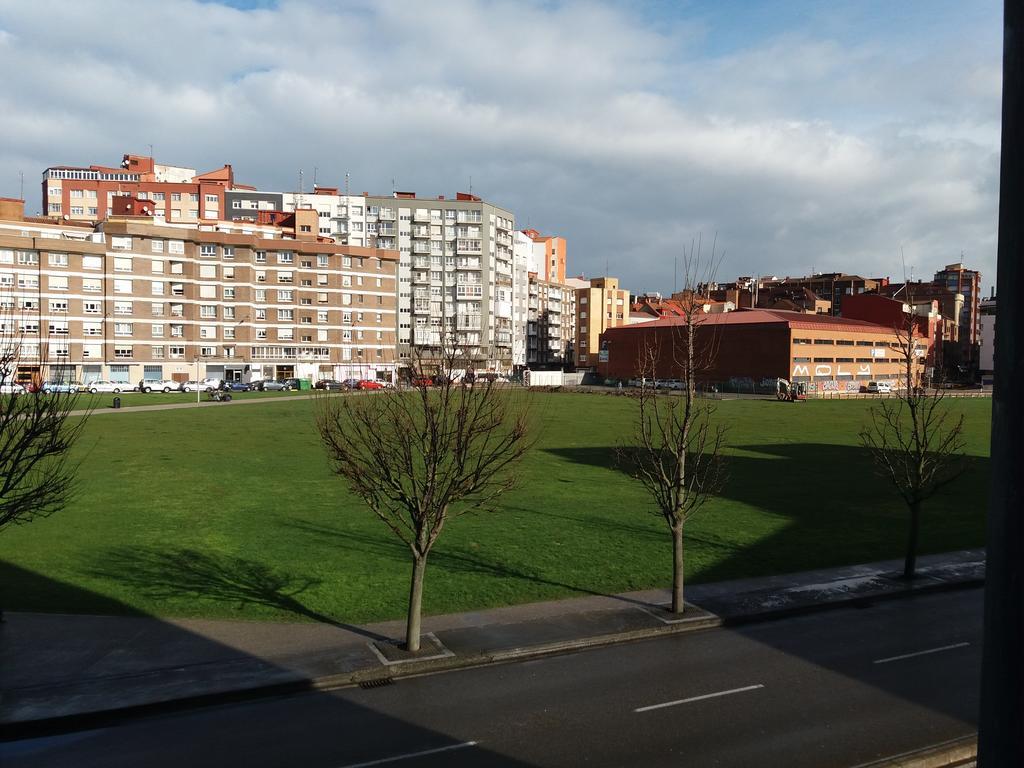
0 198 398 387
597 309 929 393
41 154 239 224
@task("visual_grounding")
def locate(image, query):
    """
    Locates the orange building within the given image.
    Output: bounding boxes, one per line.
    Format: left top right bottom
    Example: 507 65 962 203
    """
521 229 566 284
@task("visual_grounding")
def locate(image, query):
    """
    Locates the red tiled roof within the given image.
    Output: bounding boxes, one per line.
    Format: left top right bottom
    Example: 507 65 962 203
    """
609 308 896 333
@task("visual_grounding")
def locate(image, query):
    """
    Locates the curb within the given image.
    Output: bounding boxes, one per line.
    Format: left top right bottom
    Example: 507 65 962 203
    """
850 734 977 767
0 574 984 741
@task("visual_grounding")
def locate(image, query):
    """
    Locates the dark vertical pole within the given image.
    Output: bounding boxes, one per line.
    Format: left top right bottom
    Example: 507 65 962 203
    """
979 1 1024 764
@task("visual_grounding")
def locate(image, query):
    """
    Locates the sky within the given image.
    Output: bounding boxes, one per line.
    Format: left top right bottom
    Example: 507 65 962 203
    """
0 0 1003 293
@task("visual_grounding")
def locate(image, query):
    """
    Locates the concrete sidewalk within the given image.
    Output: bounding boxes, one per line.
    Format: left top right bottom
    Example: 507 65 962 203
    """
0 549 984 735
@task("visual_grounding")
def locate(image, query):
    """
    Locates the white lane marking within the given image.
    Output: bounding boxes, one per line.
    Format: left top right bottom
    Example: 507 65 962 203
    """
337 741 478 767
634 684 764 713
873 641 971 665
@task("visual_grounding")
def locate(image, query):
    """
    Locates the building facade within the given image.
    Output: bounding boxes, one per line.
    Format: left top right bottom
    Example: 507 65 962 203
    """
41 154 238 224
526 276 575 367
574 276 630 369
934 262 982 367
597 309 930 393
0 200 398 386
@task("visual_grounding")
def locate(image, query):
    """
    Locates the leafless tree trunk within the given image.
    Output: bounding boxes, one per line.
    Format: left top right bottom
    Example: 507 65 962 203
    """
620 242 727 614
859 292 967 579
317 336 534 651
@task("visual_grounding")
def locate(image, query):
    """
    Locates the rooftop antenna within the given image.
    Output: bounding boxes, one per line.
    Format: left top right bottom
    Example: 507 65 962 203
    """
19 171 24 201
469 175 473 196
298 169 304 194
391 177 396 195
345 172 350 198
313 166 318 189
148 143 153 159
674 256 678 293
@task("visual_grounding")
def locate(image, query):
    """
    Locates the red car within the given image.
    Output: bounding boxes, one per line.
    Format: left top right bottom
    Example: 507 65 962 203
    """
410 376 433 388
357 379 385 390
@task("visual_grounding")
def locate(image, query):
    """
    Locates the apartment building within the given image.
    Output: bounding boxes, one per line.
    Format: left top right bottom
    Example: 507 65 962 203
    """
41 154 238 224
934 262 982 365
0 199 398 386
526 276 575 367
252 187 519 372
520 229 567 284
574 276 631 369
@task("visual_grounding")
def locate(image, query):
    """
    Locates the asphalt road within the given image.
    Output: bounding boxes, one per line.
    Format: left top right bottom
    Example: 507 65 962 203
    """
1 588 981 768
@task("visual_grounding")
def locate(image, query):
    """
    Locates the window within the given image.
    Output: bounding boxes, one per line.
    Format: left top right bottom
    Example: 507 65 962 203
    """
169 346 185 358
114 347 133 359
168 240 185 254
200 244 216 258
200 326 217 339
223 286 235 300
278 329 294 341
256 309 267 321
151 260 164 273
317 255 329 267
83 255 102 270
114 257 132 272
256 271 267 283
278 290 293 302
152 281 164 295
48 252 69 267
114 301 133 315
114 323 133 336
342 275 352 287
300 297 312 305
223 267 234 280
200 305 217 318
83 323 102 336
49 299 68 313
151 302 165 316
49 275 69 291
152 324 164 337
205 194 217 204
277 251 293 264
199 285 217 299
152 346 165 358
255 289 266 302
255 250 267 263
199 264 217 279
256 329 267 340
318 311 329 323
223 246 234 259
278 309 294 321
317 292 329 304
278 271 293 284
201 346 216 356
111 236 132 250
151 239 164 253
114 279 133 294
223 306 235 319
223 327 235 339
171 325 184 337
190 193 199 202
171 193 181 202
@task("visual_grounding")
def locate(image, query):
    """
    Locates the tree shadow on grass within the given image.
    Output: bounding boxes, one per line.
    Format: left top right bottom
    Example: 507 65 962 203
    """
82 546 390 642
543 442 988 584
282 519 657 609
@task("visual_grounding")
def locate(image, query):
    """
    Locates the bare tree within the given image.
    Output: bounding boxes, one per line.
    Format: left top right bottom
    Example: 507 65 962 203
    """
316 337 534 651
0 309 89 536
859 296 967 579
620 244 727 614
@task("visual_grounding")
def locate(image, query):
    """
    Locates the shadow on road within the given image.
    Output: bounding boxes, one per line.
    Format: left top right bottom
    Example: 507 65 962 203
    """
0 562 536 768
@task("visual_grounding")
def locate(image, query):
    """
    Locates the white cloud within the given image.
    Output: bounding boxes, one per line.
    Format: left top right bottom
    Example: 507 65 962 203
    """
0 0 1002 288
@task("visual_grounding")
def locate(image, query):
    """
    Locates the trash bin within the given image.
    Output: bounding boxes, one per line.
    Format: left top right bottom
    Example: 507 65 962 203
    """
299 379 313 391
112 396 121 409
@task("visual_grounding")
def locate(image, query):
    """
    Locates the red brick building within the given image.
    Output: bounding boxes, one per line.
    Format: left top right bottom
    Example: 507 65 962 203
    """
597 309 929 393
41 154 241 224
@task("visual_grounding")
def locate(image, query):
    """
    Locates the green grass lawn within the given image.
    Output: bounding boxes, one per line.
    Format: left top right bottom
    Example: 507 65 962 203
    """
0 393 991 625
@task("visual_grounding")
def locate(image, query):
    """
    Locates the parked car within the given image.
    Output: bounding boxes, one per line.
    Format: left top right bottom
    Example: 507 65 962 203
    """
357 379 385 390
251 379 288 391
201 377 225 391
181 380 202 392
225 381 252 392
409 376 433 388
85 380 129 394
315 379 346 391
865 381 891 394
42 381 81 394
340 378 361 390
279 378 302 391
0 381 25 395
138 379 184 393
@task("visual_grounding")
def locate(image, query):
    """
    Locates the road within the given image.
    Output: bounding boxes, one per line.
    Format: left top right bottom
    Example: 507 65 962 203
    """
1 588 980 767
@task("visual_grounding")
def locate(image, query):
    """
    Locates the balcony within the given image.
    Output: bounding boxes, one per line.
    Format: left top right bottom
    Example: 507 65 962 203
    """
457 314 481 330
456 285 483 299
412 226 431 238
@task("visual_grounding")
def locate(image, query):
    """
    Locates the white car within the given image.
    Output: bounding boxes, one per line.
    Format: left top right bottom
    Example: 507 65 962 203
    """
0 381 25 395
85 380 129 394
865 381 892 394
138 380 183 393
